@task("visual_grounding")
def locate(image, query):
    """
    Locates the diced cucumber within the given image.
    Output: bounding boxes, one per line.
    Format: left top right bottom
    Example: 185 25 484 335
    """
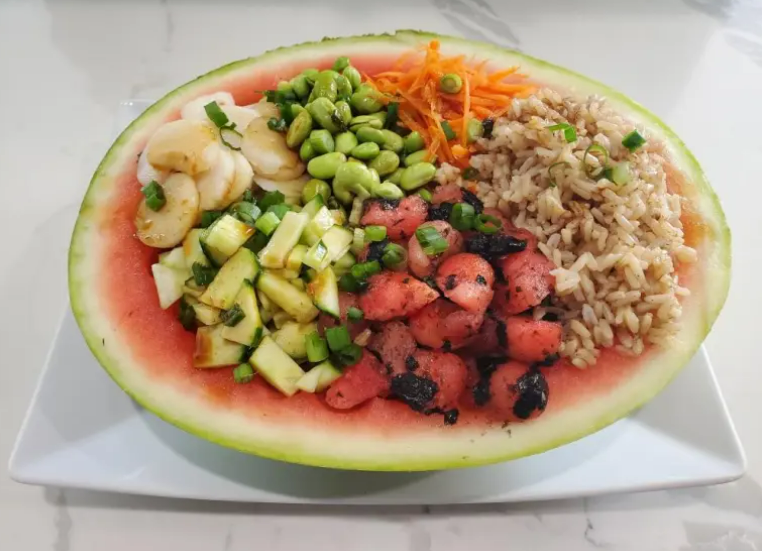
199 248 260 310
348 197 364 225
258 211 309 269
295 360 342 393
272 310 293 329
151 263 186 309
200 214 255 266
332 251 356 277
258 290 280 324
159 247 188 271
330 209 347 226
183 277 205 298
270 268 301 280
183 228 210 270
256 271 319 323
248 336 306 396
321 225 354 262
300 206 334 246
193 324 247 368
308 267 340 318
303 240 331 271
301 194 325 219
221 281 263 346
271 321 316 360
286 244 308 272
290 278 306 291
192 301 222 325
351 227 366 255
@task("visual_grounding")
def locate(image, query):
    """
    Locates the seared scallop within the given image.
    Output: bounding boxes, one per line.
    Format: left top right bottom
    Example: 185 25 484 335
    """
241 117 304 181
197 147 236 210
146 119 220 175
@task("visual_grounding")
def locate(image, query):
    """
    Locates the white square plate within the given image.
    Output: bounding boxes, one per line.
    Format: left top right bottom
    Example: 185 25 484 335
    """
8 102 746 504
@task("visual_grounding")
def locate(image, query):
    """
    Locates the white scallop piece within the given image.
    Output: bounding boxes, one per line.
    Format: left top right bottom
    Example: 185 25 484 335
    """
241 117 305 181
223 150 255 207
136 145 170 186
181 92 236 121
146 119 220 176
135 173 200 249
222 105 266 134
196 146 235 211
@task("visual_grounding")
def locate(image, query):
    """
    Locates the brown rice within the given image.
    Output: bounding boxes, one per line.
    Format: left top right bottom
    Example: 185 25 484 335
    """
435 89 696 368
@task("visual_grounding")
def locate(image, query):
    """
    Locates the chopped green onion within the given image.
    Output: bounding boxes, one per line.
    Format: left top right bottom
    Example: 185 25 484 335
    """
417 188 433 202
305 332 330 362
610 161 631 185
334 343 363 367
622 130 646 152
200 210 223 228
450 202 476 231
332 56 351 72
441 120 457 141
439 73 463 94
233 363 255 384
474 214 502 234
255 211 281 236
461 167 479 180
242 189 254 203
267 117 287 132
466 118 484 143
204 101 229 128
326 325 351 352
243 232 269 254
178 297 196 331
364 225 387 242
339 273 364 293
221 304 246 327
347 307 364 321
230 201 261 225
583 143 610 179
350 260 382 281
141 180 166 211
258 191 285 211
415 225 449 256
548 161 570 188
381 243 407 269
547 123 577 143
385 102 399 129
192 262 217 286
267 203 290 220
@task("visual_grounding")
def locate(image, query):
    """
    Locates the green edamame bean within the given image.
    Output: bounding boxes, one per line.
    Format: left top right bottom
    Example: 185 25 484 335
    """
307 97 343 133
342 66 362 90
369 167 380 186
356 126 385 145
335 100 352 125
291 75 310 99
368 150 400 176
300 139 316 162
387 168 405 185
380 130 404 153
404 131 425 153
286 110 313 149
335 132 358 155
347 157 363 164
307 152 346 180
350 142 380 160
309 129 334 154
290 103 306 118
336 75 353 99
312 71 338 102
332 162 375 204
400 162 437 191
333 56 351 72
372 181 405 200
302 179 332 203
277 80 293 94
404 149 432 167
350 85 383 114
302 68 319 84
467 118 484 143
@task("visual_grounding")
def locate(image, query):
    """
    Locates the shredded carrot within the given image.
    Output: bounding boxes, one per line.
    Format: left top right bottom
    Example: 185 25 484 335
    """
367 40 536 168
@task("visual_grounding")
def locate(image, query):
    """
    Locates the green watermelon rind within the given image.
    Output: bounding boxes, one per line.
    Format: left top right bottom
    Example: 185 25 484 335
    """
69 31 731 471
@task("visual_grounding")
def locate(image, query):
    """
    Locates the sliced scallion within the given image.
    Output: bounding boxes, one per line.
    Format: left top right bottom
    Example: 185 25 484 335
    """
334 343 363 366
350 260 382 281
347 307 364 321
141 180 166 211
583 143 610 179
326 325 351 352
266 203 290 220
221 304 246 327
439 73 463 94
415 225 449 256
548 161 570 188
417 189 433 202
450 202 476 231
461 167 479 180
204 101 229 128
200 210 223 228
338 273 363 293
474 214 502 234
610 161 632 185
305 331 329 362
622 130 646 152
547 122 577 143
441 121 457 141
381 243 407 269
230 201 261 225
258 191 285 211
233 363 255 384
364 225 387 242
254 211 281 236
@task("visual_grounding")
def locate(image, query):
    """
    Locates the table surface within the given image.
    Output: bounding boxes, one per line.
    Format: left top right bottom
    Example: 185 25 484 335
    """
2 0 761 549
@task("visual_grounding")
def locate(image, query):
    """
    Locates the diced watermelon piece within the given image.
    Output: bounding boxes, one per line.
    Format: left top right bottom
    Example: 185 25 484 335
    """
360 195 428 241
325 351 389 410
367 321 417 375
431 184 464 204
488 361 548 420
503 316 562 363
493 251 555 315
409 299 483 350
407 220 464 278
360 272 439 321
413 350 468 409
435 253 495 313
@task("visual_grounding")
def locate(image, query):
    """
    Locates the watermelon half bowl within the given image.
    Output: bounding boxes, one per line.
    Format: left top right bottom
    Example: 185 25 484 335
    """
68 31 730 471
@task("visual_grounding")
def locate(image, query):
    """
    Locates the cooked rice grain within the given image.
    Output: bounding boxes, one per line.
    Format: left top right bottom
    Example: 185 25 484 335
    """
437 89 696 367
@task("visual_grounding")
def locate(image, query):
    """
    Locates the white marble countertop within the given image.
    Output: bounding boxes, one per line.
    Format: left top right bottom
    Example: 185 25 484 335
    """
2 0 761 548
